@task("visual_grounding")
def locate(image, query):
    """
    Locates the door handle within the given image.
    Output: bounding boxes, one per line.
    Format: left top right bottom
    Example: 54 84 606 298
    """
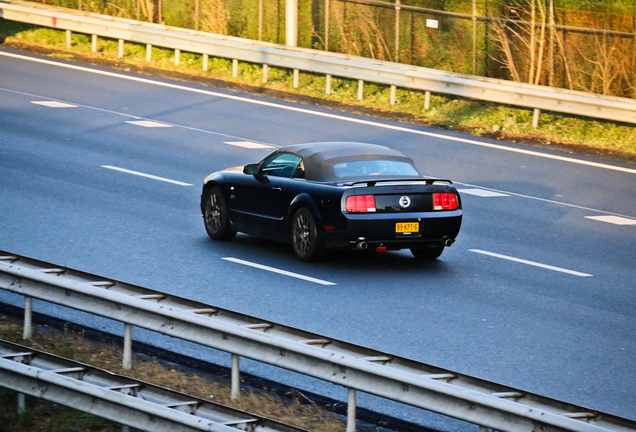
271 186 282 191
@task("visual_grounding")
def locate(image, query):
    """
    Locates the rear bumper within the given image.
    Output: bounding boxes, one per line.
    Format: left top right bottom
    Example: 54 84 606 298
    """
322 210 462 250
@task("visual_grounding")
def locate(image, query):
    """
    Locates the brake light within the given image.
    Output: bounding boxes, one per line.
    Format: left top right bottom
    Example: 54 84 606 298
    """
433 193 458 210
346 195 376 212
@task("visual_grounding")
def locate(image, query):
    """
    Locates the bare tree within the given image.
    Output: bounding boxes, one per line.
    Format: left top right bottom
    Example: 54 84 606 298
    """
489 0 548 85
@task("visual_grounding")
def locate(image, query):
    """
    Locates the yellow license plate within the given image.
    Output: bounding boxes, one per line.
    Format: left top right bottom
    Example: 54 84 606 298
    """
396 222 419 233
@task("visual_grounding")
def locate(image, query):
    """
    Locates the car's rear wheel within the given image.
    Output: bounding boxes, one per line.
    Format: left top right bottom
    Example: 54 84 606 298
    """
203 186 236 241
292 208 327 262
410 245 444 260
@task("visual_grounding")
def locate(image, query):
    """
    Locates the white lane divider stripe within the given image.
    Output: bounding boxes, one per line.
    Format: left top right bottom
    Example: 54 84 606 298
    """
585 215 636 226
454 181 636 220
5 51 635 175
125 120 173 128
101 165 192 186
31 101 77 108
222 257 336 285
470 249 593 277
457 188 509 197
225 141 275 149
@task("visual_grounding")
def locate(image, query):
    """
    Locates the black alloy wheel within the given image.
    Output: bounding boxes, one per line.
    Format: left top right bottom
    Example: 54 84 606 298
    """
292 208 327 262
203 186 236 240
410 245 444 259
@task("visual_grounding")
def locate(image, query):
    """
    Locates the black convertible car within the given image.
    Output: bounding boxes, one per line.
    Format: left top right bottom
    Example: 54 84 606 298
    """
201 142 462 261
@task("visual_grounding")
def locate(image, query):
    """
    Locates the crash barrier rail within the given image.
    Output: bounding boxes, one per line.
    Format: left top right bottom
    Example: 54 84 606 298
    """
0 339 308 432
1 0 636 127
1 251 635 432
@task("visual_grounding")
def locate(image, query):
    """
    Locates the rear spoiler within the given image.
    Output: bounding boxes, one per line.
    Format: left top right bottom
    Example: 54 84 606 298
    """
347 178 453 187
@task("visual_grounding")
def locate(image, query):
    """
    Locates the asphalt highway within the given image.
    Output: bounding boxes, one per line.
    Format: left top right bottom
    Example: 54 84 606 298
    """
1 48 635 431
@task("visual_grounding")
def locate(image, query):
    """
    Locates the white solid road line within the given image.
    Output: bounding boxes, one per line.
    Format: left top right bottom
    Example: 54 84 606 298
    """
222 257 337 285
101 165 192 186
470 249 593 277
4 51 636 175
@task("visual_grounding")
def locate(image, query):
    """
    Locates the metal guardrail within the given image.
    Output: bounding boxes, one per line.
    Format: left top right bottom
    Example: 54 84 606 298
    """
1 251 636 432
1 0 636 126
0 339 308 432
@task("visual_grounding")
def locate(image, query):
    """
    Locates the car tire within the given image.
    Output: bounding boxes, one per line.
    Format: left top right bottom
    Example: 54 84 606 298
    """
292 208 327 262
410 245 444 260
203 186 236 241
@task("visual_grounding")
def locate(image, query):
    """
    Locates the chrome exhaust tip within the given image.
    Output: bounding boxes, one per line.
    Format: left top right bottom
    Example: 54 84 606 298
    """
356 238 368 250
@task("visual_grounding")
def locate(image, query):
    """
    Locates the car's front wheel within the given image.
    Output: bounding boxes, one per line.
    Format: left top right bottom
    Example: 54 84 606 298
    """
291 208 327 262
203 186 236 241
410 245 444 260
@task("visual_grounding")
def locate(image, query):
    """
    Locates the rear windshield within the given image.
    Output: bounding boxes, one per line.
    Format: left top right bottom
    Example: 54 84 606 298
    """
332 160 420 179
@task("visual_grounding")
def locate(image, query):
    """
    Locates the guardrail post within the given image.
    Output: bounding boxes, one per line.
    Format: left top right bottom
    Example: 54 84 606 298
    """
357 80 364 100
390 85 397 104
293 69 300 88
203 54 209 71
347 388 356 432
532 108 541 128
121 425 130 432
263 64 268 83
123 323 133 369
91 34 97 52
17 392 26 414
424 91 431 110
326 75 332 94
233 59 238 77
23 296 32 339
118 39 124 58
66 30 72 48
146 44 152 62
175 49 180 66
231 354 240 400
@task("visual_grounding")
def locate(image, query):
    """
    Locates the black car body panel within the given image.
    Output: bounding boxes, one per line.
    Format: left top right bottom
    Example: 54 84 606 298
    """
201 142 462 260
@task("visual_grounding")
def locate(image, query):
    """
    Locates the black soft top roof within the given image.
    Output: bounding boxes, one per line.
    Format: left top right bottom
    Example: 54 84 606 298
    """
276 142 419 182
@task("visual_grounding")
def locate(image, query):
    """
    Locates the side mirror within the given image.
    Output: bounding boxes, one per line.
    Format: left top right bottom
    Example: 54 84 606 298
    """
243 164 260 175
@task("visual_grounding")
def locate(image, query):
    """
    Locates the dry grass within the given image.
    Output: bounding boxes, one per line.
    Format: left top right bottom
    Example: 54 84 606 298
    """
0 317 346 432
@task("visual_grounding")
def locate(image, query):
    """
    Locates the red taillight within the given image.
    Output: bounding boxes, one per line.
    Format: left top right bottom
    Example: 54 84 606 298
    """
433 193 458 210
346 195 376 212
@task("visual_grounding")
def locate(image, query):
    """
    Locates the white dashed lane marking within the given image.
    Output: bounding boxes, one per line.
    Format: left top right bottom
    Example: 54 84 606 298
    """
101 165 192 186
470 249 593 277
456 184 636 226
225 141 275 149
222 257 336 285
585 216 636 226
457 188 509 197
125 120 173 128
31 101 77 108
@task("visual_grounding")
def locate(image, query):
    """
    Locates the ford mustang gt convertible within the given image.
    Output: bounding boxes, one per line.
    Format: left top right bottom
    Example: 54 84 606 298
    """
201 142 462 261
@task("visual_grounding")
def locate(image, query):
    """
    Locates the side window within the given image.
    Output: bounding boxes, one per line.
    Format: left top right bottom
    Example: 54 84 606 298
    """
261 153 302 178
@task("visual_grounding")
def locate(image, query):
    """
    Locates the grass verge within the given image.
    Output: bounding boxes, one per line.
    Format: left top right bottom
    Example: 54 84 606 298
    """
1 21 636 162
0 315 345 432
